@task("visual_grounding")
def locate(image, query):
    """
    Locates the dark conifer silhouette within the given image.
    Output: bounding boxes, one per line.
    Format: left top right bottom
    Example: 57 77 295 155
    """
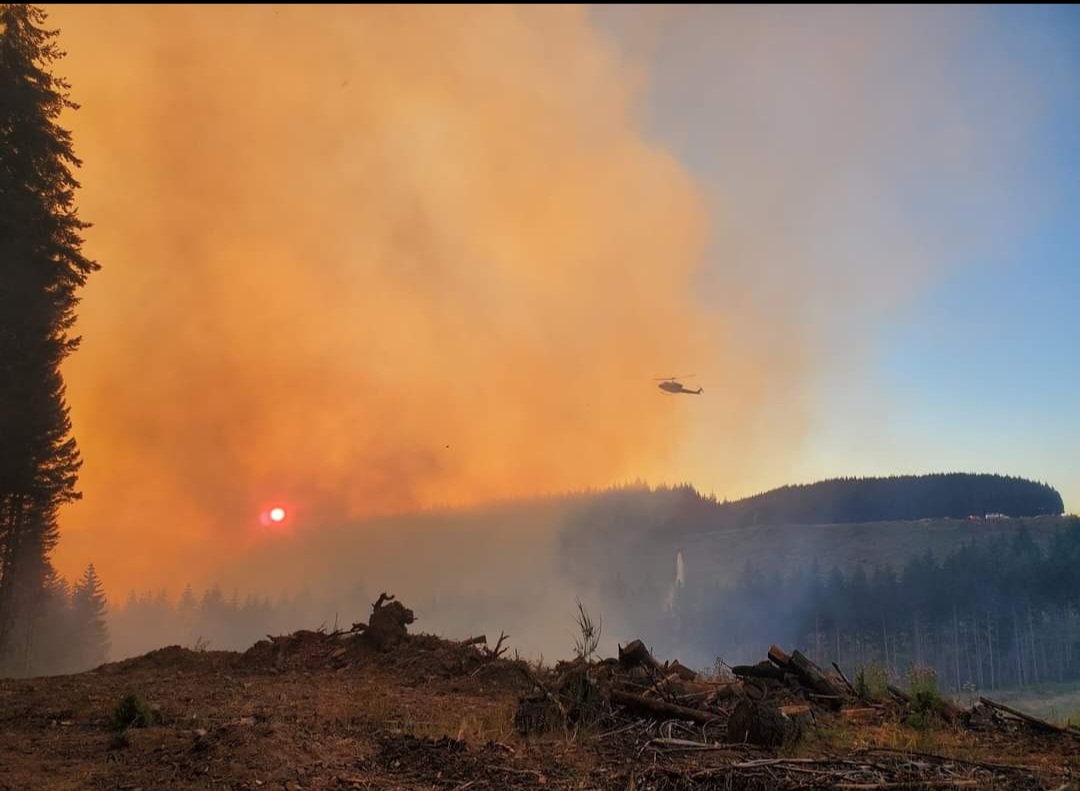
71 563 109 667
0 4 99 672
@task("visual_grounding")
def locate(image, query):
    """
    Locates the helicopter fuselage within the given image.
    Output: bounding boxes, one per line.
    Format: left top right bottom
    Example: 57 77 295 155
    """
658 381 702 395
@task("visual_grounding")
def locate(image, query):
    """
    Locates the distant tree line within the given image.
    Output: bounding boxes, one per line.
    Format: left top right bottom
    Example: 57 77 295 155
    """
678 518 1080 693
0 563 109 676
109 583 376 660
0 5 102 674
560 477 1065 554
717 474 1064 528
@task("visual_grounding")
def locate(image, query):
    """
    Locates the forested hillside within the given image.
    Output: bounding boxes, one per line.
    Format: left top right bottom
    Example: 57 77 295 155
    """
721 473 1064 526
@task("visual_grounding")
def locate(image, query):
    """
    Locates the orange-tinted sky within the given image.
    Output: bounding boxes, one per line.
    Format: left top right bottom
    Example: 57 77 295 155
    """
46 5 1078 602
47 5 805 597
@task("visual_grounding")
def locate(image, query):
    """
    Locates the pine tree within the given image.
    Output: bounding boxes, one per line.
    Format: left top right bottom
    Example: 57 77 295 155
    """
26 565 73 674
177 584 196 621
0 4 99 668
71 563 108 669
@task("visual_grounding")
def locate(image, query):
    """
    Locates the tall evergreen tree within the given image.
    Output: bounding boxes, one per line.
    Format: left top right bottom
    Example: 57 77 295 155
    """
33 565 74 674
177 584 197 624
71 563 108 668
0 4 99 668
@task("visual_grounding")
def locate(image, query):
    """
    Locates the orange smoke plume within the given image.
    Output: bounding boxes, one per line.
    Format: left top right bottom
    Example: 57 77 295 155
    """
48 5 776 594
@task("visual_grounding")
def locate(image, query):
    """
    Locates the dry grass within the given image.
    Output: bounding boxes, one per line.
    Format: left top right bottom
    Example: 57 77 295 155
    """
395 697 519 744
809 718 946 754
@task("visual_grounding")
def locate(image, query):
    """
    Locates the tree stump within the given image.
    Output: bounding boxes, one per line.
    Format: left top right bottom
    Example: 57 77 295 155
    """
514 694 557 735
726 699 805 747
362 593 415 652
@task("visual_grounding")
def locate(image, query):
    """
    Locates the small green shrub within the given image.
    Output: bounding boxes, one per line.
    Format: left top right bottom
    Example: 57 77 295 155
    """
111 693 157 731
854 661 890 702
904 665 942 731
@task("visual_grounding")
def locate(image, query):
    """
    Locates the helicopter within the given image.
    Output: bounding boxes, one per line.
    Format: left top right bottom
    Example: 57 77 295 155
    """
654 375 703 395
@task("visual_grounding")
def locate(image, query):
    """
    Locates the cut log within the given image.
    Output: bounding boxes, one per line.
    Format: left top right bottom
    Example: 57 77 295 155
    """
709 681 744 701
743 680 767 701
767 646 845 697
670 679 724 697
727 699 805 747
979 697 1080 738
618 639 662 674
733 662 787 682
767 645 792 668
653 678 742 706
778 704 812 715
649 674 688 700
459 635 487 647
832 662 858 696
789 650 846 697
806 693 844 711
610 688 720 725
666 660 697 681
778 704 815 729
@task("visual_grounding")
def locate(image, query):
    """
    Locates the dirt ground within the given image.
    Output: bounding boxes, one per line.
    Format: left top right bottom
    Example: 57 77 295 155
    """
2 633 1080 791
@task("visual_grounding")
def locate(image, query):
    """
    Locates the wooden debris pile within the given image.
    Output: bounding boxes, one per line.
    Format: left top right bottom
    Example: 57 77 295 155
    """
515 640 853 746
241 593 515 679
517 638 1080 757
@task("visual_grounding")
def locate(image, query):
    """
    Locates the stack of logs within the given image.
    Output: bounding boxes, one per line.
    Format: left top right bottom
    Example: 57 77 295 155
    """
519 639 1077 749
607 641 856 746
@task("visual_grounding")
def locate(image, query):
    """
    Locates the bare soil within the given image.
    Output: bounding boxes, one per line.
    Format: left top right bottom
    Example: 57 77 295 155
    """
2 632 1079 791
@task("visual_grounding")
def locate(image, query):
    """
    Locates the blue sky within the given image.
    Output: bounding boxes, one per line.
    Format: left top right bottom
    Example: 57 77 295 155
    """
808 6 1080 510
797 220 1080 508
597 5 1080 510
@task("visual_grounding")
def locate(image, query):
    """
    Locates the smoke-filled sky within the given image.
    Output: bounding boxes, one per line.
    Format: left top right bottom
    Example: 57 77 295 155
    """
44 5 1080 598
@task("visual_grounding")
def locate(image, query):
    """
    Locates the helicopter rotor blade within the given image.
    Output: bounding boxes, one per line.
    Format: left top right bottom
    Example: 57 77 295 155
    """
652 374 696 381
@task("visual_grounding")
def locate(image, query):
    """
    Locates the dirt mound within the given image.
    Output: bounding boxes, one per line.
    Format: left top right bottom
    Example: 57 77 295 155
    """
238 627 529 688
100 645 233 674
380 633 530 686
239 629 353 673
